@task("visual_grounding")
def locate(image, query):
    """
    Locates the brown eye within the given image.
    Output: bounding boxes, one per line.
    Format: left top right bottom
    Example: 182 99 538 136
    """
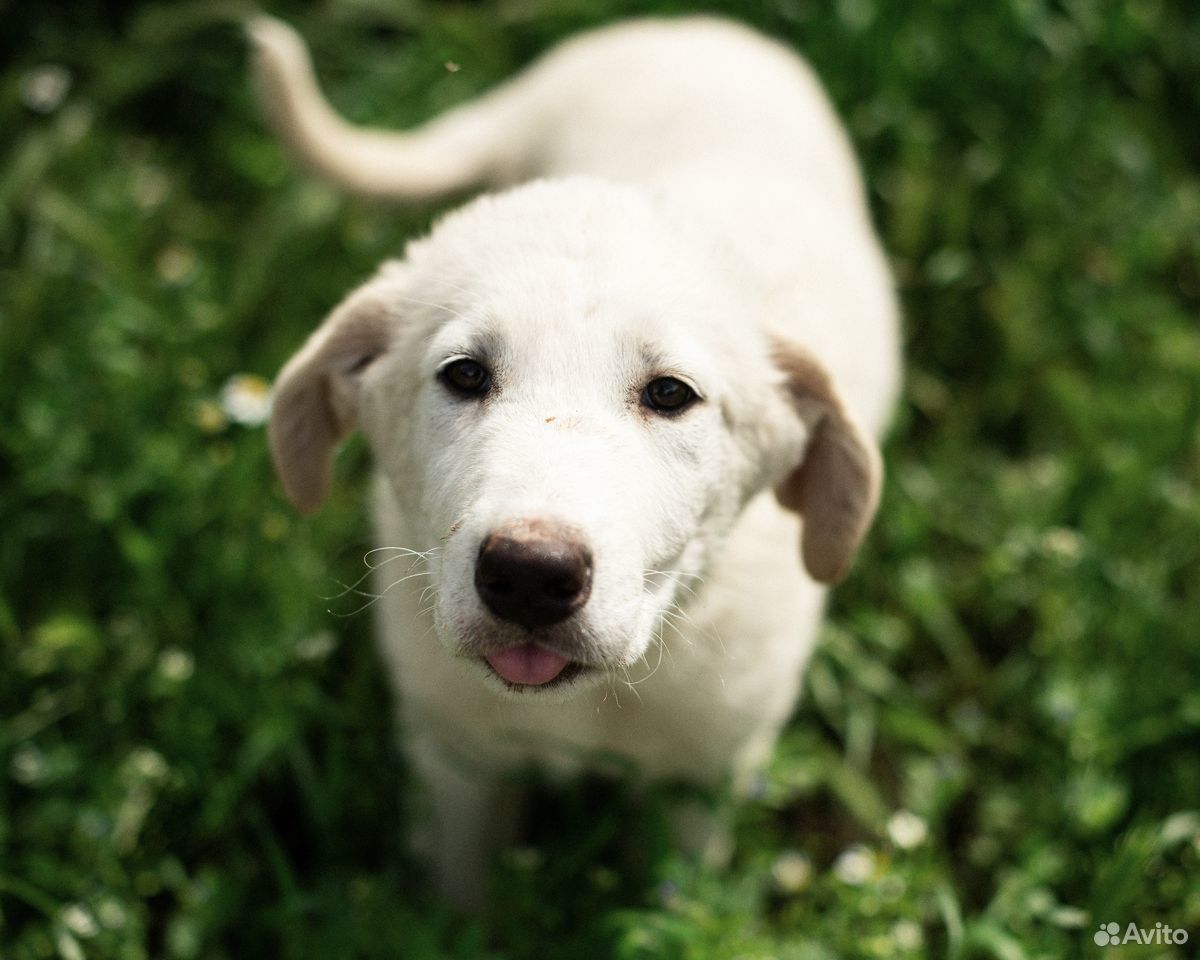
440 358 491 397
642 376 697 414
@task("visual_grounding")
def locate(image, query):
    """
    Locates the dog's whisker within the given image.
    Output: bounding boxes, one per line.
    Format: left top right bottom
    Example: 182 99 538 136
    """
428 275 476 296
659 615 691 652
323 560 408 600
324 564 431 602
660 605 695 635
388 294 475 323
617 660 643 701
331 569 438 616
375 570 439 593
413 620 440 644
323 578 372 601
417 583 439 605
660 611 688 636
339 570 434 606
365 545 440 566
626 626 668 690
643 569 704 607
322 546 437 600
662 607 693 632
643 568 705 582
423 276 485 304
619 660 635 684
657 628 677 666
330 597 381 617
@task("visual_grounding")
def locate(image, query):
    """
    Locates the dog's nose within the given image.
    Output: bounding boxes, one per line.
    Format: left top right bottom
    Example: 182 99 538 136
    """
475 519 593 629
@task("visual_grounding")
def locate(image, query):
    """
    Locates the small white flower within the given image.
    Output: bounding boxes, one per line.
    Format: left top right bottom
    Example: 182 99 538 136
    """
833 844 875 885
11 744 47 785
155 243 195 285
157 648 194 682
1048 905 1089 929
770 850 813 893
21 64 71 113
220 374 272 426
1040 527 1084 562
887 810 929 850
54 929 84 960
128 747 168 781
60 905 98 938
892 919 923 950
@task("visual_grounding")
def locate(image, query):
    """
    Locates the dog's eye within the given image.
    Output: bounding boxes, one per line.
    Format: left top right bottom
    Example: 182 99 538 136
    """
440 358 491 397
642 376 697 414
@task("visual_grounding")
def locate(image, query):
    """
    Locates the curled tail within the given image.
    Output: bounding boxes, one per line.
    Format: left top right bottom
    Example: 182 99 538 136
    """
247 16 527 201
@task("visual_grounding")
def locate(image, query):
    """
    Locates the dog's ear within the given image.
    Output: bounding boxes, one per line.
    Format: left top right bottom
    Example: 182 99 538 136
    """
772 339 882 585
269 277 402 513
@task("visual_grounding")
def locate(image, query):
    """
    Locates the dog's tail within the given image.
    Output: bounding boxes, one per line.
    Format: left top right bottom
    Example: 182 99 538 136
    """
247 16 527 202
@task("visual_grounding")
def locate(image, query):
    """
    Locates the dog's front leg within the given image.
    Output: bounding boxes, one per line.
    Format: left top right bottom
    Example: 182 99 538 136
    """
406 735 522 911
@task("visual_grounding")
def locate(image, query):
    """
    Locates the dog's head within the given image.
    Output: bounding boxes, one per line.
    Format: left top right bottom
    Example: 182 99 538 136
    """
269 180 880 698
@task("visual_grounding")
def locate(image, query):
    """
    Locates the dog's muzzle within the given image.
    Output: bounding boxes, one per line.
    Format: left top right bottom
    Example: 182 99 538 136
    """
472 518 594 687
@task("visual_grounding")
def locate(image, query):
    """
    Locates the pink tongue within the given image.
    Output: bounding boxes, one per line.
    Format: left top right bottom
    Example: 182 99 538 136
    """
486 643 569 685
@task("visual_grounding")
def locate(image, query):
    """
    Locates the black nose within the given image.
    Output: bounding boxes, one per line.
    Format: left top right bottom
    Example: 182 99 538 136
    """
475 519 593 630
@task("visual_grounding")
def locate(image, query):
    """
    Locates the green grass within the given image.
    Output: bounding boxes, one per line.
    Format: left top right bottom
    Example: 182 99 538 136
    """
3 1 1199 957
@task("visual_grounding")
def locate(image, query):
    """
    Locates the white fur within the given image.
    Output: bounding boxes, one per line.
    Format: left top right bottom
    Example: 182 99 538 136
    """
252 15 901 908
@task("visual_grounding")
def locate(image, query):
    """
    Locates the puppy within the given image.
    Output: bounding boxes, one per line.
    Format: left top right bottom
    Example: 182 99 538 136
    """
250 15 901 908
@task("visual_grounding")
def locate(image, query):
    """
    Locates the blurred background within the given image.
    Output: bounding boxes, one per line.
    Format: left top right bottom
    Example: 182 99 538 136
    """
2 1 1198 957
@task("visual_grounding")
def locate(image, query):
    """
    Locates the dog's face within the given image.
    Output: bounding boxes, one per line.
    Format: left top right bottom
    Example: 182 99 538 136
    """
269 181 881 699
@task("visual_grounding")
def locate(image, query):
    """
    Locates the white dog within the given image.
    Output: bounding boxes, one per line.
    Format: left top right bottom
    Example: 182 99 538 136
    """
250 14 900 907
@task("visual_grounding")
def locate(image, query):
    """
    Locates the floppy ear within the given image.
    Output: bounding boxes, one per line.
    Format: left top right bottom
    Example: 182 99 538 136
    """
772 340 882 585
269 280 400 513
